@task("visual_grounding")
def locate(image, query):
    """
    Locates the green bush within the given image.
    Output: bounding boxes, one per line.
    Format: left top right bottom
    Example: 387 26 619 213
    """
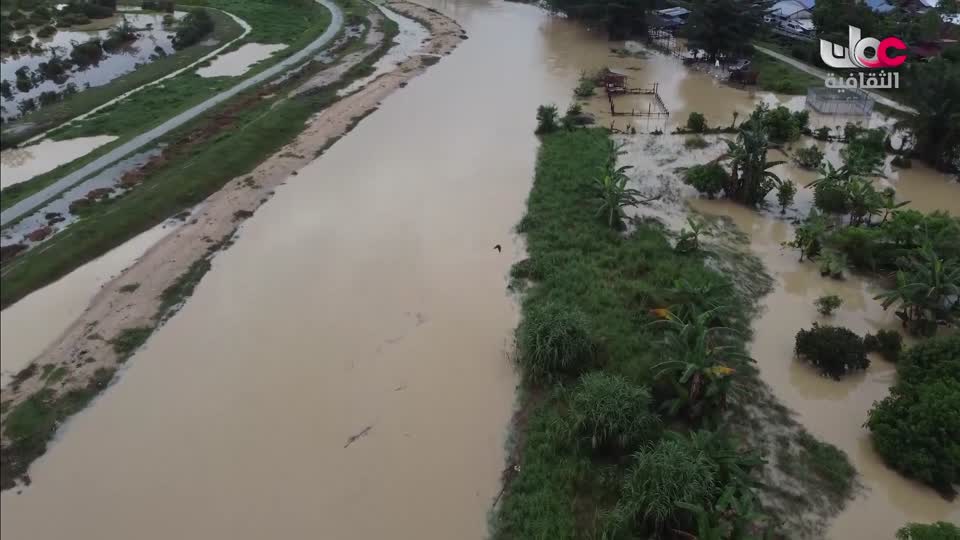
776 180 797 213
794 145 825 169
794 324 869 379
863 329 903 362
535 104 559 134
605 439 720 534
517 301 594 382
896 521 960 540
567 372 660 450
173 8 214 49
686 112 707 133
763 105 802 142
866 335 960 496
814 294 843 316
813 180 850 214
683 163 727 198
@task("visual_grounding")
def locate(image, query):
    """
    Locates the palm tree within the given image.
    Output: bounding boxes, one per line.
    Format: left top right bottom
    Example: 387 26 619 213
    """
875 245 960 335
720 124 783 206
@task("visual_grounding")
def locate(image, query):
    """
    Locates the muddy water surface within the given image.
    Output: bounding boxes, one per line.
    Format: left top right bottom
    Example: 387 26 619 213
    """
0 134 116 188
0 218 182 386
2 1 958 538
0 1 581 538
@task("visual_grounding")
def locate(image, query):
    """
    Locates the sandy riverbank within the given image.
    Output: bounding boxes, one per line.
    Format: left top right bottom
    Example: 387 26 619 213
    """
0 0 464 487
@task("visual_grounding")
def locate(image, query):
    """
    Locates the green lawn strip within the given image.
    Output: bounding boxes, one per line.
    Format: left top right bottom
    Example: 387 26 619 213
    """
492 129 855 538
0 13 397 310
751 53 822 95
0 7 244 149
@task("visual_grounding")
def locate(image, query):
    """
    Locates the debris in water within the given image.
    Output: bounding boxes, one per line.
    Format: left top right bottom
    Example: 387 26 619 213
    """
344 425 373 448
493 244 502 252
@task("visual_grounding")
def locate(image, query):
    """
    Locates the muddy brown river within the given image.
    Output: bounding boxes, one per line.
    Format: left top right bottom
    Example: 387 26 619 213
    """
1 0 958 538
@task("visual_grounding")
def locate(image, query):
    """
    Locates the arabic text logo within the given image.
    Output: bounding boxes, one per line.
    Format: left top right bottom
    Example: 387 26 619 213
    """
820 25 907 69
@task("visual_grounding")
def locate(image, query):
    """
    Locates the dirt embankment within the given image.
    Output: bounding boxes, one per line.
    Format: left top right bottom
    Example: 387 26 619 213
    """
0 1 465 489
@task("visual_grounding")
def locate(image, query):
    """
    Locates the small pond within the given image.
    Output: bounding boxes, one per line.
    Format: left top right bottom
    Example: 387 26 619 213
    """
196 42 287 78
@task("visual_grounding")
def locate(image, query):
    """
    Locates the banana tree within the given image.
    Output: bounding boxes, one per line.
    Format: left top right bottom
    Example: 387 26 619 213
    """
652 308 750 419
875 245 960 335
720 125 783 206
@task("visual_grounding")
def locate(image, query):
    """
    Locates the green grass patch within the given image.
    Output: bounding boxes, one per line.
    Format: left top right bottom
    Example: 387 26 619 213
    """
493 129 748 537
752 53 821 95
110 326 154 358
0 367 115 489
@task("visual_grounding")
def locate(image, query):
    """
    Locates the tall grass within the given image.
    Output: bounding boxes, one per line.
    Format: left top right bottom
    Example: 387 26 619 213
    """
567 372 660 450
517 301 594 382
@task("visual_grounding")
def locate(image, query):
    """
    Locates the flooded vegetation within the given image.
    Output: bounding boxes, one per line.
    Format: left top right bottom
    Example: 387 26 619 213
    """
1 10 187 121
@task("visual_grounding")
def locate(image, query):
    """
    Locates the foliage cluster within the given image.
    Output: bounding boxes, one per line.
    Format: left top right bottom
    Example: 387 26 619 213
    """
794 324 869 379
866 335 960 497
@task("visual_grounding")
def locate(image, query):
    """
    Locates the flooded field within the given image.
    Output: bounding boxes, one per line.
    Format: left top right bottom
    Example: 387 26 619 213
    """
0 218 182 386
196 43 287 78
1 146 162 253
0 134 116 188
1 0 957 538
0 11 185 121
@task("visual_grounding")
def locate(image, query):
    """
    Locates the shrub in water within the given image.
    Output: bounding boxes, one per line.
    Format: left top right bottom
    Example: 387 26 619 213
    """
863 329 903 362
867 335 960 496
683 163 727 198
567 372 660 451
814 294 843 316
686 112 707 133
776 180 797 213
794 324 869 378
794 145 825 169
517 301 593 382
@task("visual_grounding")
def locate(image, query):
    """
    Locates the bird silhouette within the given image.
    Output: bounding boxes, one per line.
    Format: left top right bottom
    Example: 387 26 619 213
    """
494 244 502 252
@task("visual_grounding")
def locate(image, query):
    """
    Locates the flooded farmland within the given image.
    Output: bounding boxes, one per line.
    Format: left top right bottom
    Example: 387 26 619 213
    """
0 10 185 121
0 0 957 538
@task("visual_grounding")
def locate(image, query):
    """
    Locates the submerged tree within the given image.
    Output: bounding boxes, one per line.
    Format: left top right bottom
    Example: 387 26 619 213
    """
899 58 960 173
720 123 783 206
875 245 960 336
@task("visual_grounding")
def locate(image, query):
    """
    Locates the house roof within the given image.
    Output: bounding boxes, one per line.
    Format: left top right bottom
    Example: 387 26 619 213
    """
769 0 814 18
866 0 895 12
919 0 938 7
655 7 690 17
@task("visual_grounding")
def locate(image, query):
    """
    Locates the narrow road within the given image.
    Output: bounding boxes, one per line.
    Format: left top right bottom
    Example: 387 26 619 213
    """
753 44 918 115
0 0 344 226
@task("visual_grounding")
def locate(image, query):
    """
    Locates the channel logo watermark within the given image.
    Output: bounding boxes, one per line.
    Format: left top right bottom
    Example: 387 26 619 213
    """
820 25 906 89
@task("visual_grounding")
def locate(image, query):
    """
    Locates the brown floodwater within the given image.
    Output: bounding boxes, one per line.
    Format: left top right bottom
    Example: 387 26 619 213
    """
2 1 958 538
0 135 117 188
